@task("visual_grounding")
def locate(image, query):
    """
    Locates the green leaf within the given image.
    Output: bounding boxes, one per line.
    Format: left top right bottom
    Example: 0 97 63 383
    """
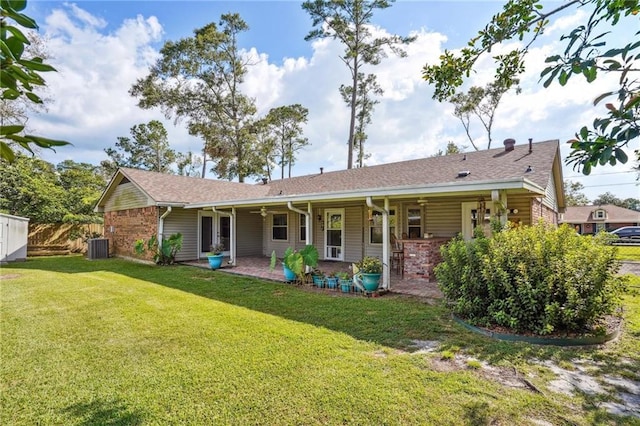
7 11 38 29
16 59 56 72
8 0 28 12
5 25 30 44
23 135 71 148
24 91 42 103
600 146 612 165
593 91 614 105
4 36 25 59
0 124 24 136
614 148 628 163
0 141 16 162
582 161 591 175
1 88 20 100
558 69 569 86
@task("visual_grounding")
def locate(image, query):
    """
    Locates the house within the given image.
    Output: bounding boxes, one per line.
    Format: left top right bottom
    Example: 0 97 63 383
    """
560 204 640 235
95 138 566 289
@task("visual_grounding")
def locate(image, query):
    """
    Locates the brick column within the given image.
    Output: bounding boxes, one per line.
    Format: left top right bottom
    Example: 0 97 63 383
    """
401 238 449 281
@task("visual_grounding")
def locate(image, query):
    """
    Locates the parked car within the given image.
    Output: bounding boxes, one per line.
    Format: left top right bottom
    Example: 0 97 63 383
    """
609 226 640 239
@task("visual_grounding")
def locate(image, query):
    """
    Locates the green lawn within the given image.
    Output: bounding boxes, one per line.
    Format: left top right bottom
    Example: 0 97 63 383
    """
2 256 639 425
617 245 640 262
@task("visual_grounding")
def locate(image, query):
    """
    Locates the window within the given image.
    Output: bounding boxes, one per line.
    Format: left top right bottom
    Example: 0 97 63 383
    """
369 208 396 244
299 213 307 242
407 208 422 238
593 209 606 220
272 213 288 240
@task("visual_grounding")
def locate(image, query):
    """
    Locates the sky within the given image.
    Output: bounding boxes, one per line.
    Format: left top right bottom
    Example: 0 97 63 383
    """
19 0 640 202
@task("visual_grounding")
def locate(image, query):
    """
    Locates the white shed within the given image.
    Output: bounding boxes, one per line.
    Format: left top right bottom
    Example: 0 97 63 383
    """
0 213 30 263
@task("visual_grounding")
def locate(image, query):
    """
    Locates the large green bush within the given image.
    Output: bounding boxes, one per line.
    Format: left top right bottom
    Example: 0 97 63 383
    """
435 221 626 335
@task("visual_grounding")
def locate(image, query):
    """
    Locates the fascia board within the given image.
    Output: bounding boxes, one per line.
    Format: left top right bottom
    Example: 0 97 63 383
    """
185 177 546 209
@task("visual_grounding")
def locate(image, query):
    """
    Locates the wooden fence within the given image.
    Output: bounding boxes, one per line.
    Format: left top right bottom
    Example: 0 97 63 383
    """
28 223 104 256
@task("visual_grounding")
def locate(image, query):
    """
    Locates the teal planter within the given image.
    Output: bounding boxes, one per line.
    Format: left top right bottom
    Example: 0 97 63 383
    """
340 279 351 293
359 273 381 292
207 254 224 270
283 265 296 281
326 277 338 289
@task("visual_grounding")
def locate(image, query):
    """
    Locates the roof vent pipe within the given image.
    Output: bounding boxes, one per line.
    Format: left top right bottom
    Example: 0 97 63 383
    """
528 138 533 153
320 167 324 174
504 138 516 151
261 177 268 185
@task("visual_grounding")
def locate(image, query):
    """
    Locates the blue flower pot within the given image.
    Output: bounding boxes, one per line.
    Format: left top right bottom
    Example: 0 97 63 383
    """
340 279 351 293
359 273 381 292
326 277 338 289
207 254 224 270
283 265 296 281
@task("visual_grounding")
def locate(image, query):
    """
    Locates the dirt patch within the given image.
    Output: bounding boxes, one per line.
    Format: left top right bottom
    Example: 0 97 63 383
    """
0 274 20 280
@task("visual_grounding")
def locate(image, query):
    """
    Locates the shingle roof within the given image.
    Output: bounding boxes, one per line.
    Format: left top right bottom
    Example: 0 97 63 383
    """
101 139 561 207
265 139 560 197
561 204 640 223
119 168 270 204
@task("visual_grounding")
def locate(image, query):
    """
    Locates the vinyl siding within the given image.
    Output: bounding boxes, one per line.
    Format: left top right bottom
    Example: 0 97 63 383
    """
344 206 363 263
543 174 559 211
425 200 461 238
236 210 263 257
103 182 151 212
162 207 198 261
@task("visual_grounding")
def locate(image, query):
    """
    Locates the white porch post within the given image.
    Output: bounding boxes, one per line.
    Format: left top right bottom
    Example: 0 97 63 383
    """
212 206 236 266
307 202 313 245
366 196 390 291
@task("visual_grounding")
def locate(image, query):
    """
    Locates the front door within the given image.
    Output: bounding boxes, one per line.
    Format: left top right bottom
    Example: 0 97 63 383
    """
199 213 231 257
325 209 344 260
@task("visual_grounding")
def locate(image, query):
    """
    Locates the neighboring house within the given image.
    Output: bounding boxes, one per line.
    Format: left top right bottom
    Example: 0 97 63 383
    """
0 213 29 263
95 139 566 288
560 204 640 235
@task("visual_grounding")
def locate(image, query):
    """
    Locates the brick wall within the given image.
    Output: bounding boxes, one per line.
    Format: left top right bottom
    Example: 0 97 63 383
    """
104 207 159 260
401 238 449 281
531 198 558 225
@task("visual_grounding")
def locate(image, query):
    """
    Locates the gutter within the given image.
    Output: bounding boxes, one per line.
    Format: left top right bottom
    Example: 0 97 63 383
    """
184 177 545 210
366 196 390 291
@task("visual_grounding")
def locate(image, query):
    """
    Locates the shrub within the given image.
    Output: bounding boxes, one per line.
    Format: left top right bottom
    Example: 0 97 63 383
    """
435 221 626 335
135 233 183 265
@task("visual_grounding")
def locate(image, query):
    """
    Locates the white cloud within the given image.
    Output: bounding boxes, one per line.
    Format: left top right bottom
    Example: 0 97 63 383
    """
29 4 638 200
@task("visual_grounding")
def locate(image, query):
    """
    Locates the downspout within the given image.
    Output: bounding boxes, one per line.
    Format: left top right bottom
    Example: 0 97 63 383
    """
288 201 313 273
212 206 236 266
287 201 312 245
158 206 172 242
366 196 390 291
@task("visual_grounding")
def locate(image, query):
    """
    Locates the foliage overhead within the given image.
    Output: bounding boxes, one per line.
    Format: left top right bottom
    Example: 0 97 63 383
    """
130 14 261 182
422 0 640 175
0 0 70 161
302 0 415 169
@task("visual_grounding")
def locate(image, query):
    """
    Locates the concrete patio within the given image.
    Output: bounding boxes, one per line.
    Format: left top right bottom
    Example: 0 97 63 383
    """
182 256 443 300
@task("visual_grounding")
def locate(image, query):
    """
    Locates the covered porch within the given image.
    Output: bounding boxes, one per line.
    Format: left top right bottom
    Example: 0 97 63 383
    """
182 256 443 300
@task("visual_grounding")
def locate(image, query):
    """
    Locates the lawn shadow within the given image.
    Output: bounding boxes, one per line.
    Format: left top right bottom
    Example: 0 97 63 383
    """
62 398 145 425
9 256 639 370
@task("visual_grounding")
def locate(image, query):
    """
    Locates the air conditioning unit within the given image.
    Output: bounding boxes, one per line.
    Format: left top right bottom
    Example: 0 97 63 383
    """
88 238 109 260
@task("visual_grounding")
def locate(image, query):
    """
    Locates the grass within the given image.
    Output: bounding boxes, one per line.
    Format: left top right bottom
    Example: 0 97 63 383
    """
2 256 639 425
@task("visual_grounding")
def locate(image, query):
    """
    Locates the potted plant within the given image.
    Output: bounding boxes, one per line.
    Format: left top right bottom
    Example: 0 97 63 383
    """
355 256 383 292
207 242 226 270
311 268 326 287
337 271 351 293
325 271 338 289
270 245 319 283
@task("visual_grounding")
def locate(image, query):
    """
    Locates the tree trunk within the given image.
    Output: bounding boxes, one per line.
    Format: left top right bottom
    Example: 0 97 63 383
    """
347 61 358 170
